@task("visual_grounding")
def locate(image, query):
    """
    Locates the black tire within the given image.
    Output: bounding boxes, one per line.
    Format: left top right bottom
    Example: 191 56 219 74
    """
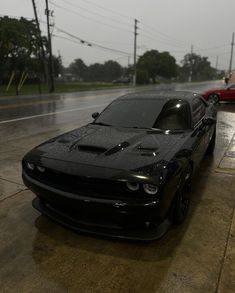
173 167 192 225
206 128 216 155
208 94 219 103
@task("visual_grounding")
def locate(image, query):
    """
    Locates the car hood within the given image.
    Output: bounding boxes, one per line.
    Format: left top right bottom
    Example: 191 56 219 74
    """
25 124 188 178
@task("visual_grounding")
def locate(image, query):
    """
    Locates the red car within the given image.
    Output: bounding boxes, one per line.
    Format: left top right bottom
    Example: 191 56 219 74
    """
202 83 235 103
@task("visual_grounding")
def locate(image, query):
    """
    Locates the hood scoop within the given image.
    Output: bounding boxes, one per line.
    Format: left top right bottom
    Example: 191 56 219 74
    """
76 144 107 154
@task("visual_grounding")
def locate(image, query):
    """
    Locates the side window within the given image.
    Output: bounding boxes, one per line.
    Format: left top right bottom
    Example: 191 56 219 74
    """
154 100 190 130
192 98 206 126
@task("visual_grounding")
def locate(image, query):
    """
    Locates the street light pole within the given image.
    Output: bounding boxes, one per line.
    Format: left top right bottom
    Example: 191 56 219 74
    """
133 19 138 86
31 0 48 85
45 0 55 93
188 44 193 82
228 32 234 74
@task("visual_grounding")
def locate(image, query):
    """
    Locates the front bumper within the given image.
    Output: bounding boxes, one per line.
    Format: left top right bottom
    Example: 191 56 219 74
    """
23 171 170 241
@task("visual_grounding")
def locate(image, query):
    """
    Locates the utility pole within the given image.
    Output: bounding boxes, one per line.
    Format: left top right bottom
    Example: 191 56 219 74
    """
45 0 55 93
31 0 48 85
215 56 219 70
228 32 234 74
133 19 138 86
188 44 193 82
128 56 130 68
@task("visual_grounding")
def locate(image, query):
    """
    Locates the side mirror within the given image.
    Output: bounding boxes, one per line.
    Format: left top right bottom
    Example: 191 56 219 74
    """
202 117 216 125
92 112 100 119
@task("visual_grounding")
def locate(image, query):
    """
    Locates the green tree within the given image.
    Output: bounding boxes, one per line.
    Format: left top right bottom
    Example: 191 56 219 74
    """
136 69 149 84
180 53 216 81
0 16 65 94
137 50 160 83
102 60 123 82
158 52 177 78
68 58 87 80
83 60 123 82
137 50 177 84
0 16 46 93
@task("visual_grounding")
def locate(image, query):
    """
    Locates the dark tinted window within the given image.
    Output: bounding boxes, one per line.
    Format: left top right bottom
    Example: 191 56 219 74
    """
192 97 206 125
95 98 190 130
95 99 165 128
154 100 190 130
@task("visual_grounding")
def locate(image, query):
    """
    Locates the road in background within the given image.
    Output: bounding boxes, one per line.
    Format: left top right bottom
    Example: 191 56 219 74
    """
0 81 221 141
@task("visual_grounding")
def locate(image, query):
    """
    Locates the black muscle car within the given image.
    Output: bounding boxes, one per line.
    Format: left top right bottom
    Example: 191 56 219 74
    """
22 91 217 240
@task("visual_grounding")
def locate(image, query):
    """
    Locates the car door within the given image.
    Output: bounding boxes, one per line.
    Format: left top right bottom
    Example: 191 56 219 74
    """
190 97 208 166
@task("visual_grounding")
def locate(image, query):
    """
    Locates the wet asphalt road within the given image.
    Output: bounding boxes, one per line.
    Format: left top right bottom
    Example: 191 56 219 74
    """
0 81 220 142
1 81 235 293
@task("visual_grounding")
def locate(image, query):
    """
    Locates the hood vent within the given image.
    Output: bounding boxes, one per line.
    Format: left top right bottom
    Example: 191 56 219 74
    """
105 141 130 156
137 145 158 152
135 144 159 156
76 145 107 154
138 146 158 151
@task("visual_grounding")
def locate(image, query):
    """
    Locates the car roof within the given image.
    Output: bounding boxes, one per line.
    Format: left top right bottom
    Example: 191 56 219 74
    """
117 90 200 103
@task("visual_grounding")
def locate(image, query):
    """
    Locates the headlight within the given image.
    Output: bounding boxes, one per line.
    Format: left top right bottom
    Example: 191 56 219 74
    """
143 184 158 195
26 162 35 170
37 166 45 172
126 182 140 191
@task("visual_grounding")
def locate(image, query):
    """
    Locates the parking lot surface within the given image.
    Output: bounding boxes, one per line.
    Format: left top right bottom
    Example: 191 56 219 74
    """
0 82 235 292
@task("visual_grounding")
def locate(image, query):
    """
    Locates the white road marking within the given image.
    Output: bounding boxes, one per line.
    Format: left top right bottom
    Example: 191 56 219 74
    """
0 103 107 124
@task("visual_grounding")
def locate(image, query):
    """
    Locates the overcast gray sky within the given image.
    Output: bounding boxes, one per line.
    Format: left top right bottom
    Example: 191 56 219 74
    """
1 0 235 70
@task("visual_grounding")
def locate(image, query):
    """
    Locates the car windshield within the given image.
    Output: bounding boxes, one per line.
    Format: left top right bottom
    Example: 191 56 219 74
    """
94 98 190 130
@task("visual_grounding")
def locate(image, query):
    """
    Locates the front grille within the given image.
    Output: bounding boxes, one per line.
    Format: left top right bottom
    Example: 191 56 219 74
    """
24 163 141 199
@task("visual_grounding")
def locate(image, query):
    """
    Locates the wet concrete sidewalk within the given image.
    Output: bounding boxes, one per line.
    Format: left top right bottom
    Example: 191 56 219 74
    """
0 104 235 292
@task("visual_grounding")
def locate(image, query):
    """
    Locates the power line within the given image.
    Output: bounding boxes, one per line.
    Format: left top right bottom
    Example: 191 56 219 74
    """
49 1 133 34
78 0 133 21
195 44 229 52
139 27 187 48
74 1 190 49
51 0 189 51
0 13 132 56
140 21 189 46
57 0 132 29
54 26 133 56
53 35 131 63
139 31 187 49
53 33 89 46
54 34 132 48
